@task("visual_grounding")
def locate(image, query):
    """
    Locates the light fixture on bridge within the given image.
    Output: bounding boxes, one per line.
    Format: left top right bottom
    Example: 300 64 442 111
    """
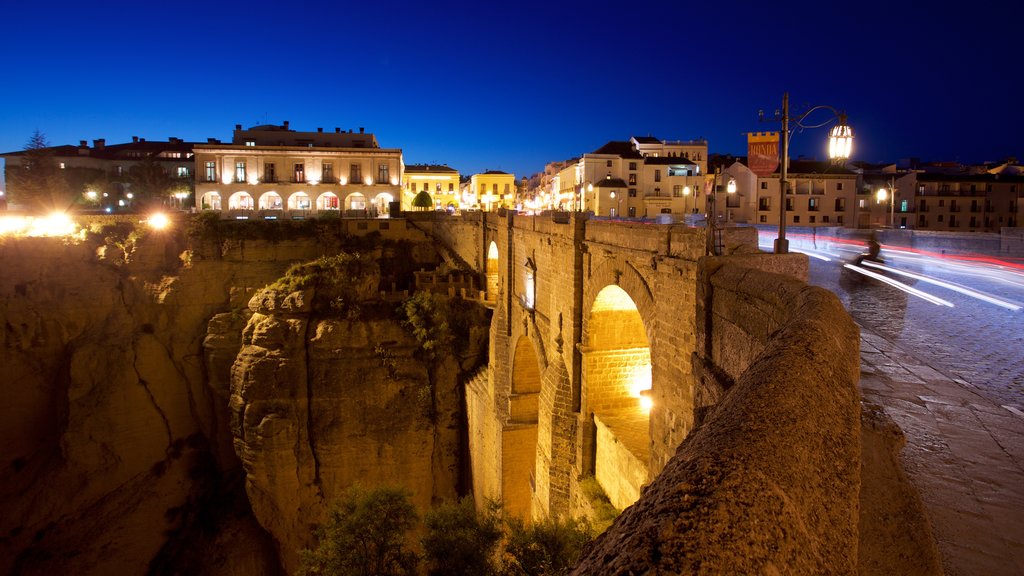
639 389 653 413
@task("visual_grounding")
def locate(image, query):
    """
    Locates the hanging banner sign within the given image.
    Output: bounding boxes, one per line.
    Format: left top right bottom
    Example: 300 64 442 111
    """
748 132 780 177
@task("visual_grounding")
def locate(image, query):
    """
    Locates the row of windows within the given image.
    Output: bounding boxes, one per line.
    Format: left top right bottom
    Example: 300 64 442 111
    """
408 182 457 192
758 198 848 211
758 214 846 225
206 161 389 184
760 181 846 191
919 184 1018 194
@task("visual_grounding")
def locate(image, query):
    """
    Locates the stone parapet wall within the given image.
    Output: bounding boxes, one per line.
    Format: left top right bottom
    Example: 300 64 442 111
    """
574 263 861 574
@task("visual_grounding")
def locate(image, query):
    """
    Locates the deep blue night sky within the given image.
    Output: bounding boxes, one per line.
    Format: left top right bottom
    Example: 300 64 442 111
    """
1 0 1021 183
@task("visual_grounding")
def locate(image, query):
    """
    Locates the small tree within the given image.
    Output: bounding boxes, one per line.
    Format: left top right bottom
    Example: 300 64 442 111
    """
298 485 419 576
127 154 175 207
422 498 503 576
7 130 73 210
501 516 593 576
412 190 434 210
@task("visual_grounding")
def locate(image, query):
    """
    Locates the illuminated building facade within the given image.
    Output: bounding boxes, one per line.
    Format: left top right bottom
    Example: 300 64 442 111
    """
552 136 709 217
893 172 1021 231
0 136 197 210
402 164 460 211
470 170 516 211
750 160 859 228
194 122 403 217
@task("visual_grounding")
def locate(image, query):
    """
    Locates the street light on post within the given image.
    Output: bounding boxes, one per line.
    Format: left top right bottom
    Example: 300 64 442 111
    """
577 182 592 212
609 190 622 217
876 178 896 228
762 92 854 254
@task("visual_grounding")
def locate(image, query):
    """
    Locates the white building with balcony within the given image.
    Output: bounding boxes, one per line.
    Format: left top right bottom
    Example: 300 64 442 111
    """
194 122 403 218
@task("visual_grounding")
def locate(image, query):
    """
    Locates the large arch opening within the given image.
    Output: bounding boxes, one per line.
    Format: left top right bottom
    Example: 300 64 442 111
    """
585 284 651 510
258 191 282 210
287 191 312 210
200 191 221 211
503 335 541 520
228 191 254 210
317 192 339 211
372 192 394 217
486 241 499 303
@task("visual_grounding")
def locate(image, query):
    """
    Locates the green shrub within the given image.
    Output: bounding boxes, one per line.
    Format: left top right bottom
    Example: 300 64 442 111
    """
298 485 419 576
422 498 503 576
501 516 593 576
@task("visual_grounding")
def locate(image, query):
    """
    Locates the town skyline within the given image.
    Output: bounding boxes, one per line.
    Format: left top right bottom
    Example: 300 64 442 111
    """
1 0 1022 182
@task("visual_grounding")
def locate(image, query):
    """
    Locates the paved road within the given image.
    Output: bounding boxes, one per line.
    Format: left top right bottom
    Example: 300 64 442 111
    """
782 233 1024 575
798 237 1024 410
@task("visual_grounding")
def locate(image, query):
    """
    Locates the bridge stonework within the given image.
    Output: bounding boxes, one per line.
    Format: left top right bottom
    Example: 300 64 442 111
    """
417 212 803 523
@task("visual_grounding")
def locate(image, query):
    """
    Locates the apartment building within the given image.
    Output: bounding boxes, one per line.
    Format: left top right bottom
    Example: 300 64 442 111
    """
403 164 460 211
894 172 1021 231
554 136 709 217
1 136 197 210
750 160 859 228
469 170 516 211
194 122 403 217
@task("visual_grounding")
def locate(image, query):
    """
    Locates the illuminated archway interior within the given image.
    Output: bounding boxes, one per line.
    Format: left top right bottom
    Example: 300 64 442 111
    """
486 241 499 303
585 284 651 510
503 336 541 519
228 191 253 210
259 192 282 210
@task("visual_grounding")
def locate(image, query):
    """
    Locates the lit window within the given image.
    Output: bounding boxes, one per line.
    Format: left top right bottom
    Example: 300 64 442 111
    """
245 141 256 147
205 162 216 182
235 162 246 183
177 166 189 178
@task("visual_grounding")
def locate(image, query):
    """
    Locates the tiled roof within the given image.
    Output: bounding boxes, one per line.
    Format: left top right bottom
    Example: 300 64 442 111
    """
405 164 457 173
594 178 628 188
591 140 643 159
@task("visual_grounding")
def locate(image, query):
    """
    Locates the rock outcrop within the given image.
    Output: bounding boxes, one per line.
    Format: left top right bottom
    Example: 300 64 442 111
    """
228 257 482 572
0 221 452 575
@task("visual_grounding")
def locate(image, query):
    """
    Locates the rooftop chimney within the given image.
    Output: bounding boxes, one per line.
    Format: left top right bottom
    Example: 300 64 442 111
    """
283 120 290 129
132 136 139 143
93 139 105 149
79 140 88 147
169 137 180 143
335 127 340 133
359 127 365 134
235 124 242 130
317 127 323 133
207 138 219 143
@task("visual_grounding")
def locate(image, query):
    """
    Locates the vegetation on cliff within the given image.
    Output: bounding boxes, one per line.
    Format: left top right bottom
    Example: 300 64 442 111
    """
298 487 593 576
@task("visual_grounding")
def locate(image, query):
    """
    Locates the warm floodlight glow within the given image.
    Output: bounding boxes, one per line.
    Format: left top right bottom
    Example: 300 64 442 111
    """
85 190 98 200
639 389 653 412
586 183 593 192
339 176 348 185
727 178 737 194
828 118 854 160
221 173 232 185
148 212 170 230
390 176 399 186
364 176 373 186
683 186 691 196
126 193 134 199
30 213 76 237
876 188 888 202
248 173 259 185
0 216 29 235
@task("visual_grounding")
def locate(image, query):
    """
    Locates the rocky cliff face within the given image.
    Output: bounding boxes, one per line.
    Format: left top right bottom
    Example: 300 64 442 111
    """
227 255 484 572
0 220 472 575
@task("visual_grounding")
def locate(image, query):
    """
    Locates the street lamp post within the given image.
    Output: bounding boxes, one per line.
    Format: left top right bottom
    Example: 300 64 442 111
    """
876 177 896 228
609 190 622 217
762 92 854 254
577 182 592 212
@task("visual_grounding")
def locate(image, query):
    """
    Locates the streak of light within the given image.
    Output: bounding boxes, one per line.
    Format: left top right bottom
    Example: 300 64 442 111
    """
861 261 1023 311
843 264 955 307
792 248 832 262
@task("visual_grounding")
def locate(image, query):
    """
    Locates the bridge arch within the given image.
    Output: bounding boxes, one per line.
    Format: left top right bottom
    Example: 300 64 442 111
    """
583 279 653 511
503 335 541 519
485 241 499 303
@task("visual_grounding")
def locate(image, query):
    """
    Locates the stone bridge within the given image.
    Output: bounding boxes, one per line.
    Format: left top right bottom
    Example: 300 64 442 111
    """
413 212 819 522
